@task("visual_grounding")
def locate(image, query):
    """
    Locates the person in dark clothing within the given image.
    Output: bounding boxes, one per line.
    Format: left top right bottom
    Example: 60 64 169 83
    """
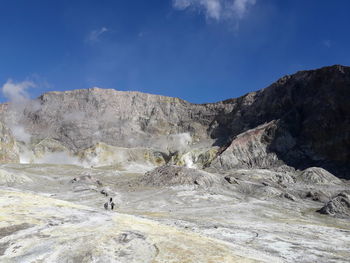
104 202 108 210
109 197 115 210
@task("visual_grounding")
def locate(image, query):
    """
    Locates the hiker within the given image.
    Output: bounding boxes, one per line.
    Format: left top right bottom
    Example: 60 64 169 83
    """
109 197 115 210
104 202 108 210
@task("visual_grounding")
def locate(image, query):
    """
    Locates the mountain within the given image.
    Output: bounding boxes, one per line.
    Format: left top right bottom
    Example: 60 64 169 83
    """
1 65 350 262
0 65 349 177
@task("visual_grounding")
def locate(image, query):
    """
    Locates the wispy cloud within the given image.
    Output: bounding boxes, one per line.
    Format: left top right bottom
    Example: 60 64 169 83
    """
1 79 36 143
232 0 256 19
87 27 109 43
173 0 256 23
1 79 34 103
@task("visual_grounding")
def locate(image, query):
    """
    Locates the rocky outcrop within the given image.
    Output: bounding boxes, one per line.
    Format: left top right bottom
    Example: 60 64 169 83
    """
0 122 19 163
208 65 350 176
298 167 342 185
317 192 350 218
140 165 223 188
209 121 283 170
170 147 219 169
32 138 69 156
225 169 296 185
77 142 167 169
304 190 330 203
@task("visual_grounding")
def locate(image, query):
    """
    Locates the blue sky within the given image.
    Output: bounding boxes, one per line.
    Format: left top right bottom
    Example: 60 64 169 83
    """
0 0 349 103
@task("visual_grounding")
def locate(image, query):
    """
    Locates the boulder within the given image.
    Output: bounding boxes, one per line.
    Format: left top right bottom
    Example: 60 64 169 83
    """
317 192 350 218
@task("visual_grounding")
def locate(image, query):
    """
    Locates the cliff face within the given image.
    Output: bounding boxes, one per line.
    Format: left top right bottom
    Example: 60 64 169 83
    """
0 65 349 176
0 122 19 163
228 65 350 172
12 89 229 151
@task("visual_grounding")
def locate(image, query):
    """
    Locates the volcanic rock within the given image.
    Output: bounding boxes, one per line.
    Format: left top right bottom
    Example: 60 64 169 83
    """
298 167 342 184
140 165 222 188
304 191 330 202
317 192 350 218
77 142 167 169
209 121 283 170
0 122 19 163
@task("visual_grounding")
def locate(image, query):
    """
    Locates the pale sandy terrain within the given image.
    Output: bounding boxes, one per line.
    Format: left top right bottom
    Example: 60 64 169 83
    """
0 164 349 262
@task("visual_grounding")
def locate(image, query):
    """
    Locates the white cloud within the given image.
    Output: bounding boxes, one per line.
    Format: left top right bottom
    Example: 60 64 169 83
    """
1 79 36 143
1 79 34 104
173 0 191 9
87 27 109 42
173 0 256 22
232 0 256 19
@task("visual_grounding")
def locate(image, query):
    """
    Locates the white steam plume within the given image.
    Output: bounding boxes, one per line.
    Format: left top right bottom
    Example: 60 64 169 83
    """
1 79 36 143
2 79 34 104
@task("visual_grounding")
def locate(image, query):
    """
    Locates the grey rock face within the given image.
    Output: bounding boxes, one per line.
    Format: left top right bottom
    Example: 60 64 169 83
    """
209 121 283 170
8 88 226 151
0 65 349 176
0 121 19 163
208 65 350 176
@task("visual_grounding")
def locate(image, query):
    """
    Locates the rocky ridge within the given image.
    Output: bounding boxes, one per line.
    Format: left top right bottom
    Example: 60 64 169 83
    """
1 65 349 177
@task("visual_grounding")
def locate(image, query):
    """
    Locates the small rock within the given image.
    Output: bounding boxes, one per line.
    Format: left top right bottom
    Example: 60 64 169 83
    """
96 180 103 186
283 193 297 201
224 176 239 185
